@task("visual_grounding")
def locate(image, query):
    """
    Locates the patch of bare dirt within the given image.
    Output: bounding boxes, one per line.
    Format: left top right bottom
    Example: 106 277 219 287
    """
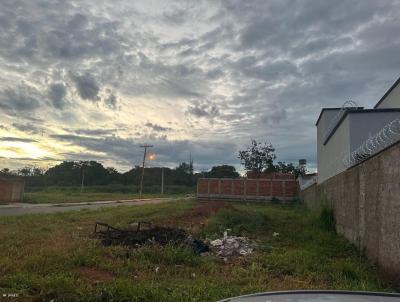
77 267 116 283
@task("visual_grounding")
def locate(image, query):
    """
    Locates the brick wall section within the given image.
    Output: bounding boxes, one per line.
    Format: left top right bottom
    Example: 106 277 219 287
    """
300 141 400 283
258 180 271 196
0 178 25 202
232 179 245 196
285 180 298 198
197 177 298 201
209 179 219 195
272 181 283 197
246 179 258 195
220 179 232 195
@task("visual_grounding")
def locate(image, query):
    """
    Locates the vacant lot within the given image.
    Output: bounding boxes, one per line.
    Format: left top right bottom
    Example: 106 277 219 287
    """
21 185 195 204
0 200 389 301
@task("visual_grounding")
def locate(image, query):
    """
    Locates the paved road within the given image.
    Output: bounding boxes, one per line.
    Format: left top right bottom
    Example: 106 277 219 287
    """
0 197 188 217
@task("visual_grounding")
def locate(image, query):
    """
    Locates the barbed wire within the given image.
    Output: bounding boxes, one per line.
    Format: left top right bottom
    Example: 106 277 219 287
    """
323 100 359 142
343 117 400 167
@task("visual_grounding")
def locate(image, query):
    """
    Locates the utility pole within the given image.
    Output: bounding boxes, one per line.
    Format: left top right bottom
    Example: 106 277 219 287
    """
139 145 153 199
161 167 164 195
81 165 85 193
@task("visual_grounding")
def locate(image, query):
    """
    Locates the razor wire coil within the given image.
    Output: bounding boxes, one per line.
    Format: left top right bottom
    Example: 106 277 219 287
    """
343 117 400 167
323 100 359 142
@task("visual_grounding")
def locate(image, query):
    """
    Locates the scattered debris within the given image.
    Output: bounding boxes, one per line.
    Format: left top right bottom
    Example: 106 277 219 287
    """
209 232 254 257
94 222 209 254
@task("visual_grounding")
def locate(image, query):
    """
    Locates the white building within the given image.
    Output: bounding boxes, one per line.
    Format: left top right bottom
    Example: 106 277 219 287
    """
316 77 400 183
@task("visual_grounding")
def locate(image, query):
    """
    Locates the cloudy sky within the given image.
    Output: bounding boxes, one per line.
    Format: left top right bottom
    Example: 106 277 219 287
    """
0 0 399 172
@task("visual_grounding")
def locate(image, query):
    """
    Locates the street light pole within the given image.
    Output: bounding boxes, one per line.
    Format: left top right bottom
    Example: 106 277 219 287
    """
139 145 153 199
161 167 164 195
81 166 85 193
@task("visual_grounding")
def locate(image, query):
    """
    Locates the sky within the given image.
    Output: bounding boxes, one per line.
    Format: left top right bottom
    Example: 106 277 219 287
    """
0 0 400 173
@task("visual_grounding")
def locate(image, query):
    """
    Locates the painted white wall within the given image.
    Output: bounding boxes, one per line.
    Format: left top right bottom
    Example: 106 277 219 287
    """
317 114 350 183
376 82 400 109
349 112 400 151
317 110 400 184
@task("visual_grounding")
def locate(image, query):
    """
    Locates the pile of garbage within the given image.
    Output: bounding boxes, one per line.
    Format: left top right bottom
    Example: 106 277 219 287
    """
209 231 254 257
94 222 209 254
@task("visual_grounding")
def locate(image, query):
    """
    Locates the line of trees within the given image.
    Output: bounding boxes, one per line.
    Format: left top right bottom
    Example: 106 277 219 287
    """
0 139 306 187
0 161 242 188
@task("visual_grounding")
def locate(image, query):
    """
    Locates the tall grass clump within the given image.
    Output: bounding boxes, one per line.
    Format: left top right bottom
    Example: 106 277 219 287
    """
319 204 336 232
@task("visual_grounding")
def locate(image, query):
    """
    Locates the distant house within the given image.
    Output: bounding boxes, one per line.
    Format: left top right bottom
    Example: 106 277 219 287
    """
0 177 25 202
298 173 317 190
316 77 400 183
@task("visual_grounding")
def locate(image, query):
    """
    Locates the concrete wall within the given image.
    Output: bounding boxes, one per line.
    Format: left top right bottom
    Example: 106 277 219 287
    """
0 178 25 202
300 141 400 283
197 178 298 201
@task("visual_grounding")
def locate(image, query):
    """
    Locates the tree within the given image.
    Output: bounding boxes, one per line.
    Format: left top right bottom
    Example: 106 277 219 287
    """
32 167 44 176
176 162 192 174
18 167 31 177
238 139 276 176
274 161 306 178
207 165 240 178
274 162 295 174
0 168 11 175
174 162 196 186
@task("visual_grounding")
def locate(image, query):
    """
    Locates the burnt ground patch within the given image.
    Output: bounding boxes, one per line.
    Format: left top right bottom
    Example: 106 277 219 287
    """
95 224 209 254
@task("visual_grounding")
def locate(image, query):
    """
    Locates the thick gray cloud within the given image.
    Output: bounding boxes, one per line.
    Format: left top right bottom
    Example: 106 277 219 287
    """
51 134 238 170
71 73 100 101
105 93 117 110
0 85 41 113
186 100 220 119
0 137 37 143
0 0 399 171
73 128 117 136
145 123 172 132
12 123 42 135
48 83 67 109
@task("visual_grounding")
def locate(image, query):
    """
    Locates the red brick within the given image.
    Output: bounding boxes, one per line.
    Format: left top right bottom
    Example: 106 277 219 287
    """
258 180 272 196
246 179 258 195
272 181 283 196
220 179 233 195
197 179 209 194
233 179 245 195
285 181 298 197
209 179 220 194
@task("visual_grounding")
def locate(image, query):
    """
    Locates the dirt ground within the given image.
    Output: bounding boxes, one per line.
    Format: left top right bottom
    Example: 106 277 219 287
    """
77 267 116 284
